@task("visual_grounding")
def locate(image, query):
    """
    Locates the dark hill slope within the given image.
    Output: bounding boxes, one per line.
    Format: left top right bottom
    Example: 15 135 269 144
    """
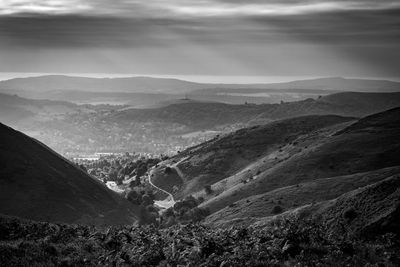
200 107 400 214
0 123 140 225
153 115 354 197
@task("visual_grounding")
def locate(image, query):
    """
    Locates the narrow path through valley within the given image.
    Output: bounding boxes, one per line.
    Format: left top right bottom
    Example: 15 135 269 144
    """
147 157 188 209
148 168 175 209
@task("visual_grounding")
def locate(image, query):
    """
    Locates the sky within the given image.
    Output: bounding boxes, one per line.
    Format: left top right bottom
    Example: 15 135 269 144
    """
0 0 399 79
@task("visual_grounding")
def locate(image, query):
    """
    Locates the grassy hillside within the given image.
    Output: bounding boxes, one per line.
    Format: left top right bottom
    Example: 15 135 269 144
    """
0 123 141 226
206 166 400 227
198 107 400 214
252 173 400 236
152 115 354 198
148 107 400 226
320 174 400 236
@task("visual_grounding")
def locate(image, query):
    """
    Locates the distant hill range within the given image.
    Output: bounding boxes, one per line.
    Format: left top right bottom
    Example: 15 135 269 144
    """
0 123 141 226
1 90 400 155
152 107 400 229
1 75 399 106
3 90 400 130
0 75 399 98
110 91 400 129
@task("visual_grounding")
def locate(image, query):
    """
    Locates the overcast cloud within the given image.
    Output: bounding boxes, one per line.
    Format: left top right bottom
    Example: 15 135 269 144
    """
0 0 399 77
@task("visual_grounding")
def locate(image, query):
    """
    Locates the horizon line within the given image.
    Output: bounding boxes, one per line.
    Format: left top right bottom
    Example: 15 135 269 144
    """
0 72 400 84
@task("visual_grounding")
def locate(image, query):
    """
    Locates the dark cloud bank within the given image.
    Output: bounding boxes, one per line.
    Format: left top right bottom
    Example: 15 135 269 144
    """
0 1 399 77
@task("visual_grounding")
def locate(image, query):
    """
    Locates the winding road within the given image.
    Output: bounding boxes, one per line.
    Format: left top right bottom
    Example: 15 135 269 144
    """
148 158 188 209
148 168 176 209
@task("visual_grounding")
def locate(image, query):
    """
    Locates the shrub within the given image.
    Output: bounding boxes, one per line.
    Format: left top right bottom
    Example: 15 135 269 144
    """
126 190 142 205
189 207 209 222
163 208 174 218
1 216 400 266
271 205 283 214
141 194 154 206
204 185 213 195
146 205 158 213
343 207 358 222
164 166 173 174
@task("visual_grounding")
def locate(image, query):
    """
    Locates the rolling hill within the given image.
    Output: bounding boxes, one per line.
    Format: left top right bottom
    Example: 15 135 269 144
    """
110 92 400 130
0 122 141 225
0 93 81 126
0 75 205 94
251 172 400 237
206 166 400 227
150 107 400 226
151 115 355 197
200 107 400 214
2 91 400 155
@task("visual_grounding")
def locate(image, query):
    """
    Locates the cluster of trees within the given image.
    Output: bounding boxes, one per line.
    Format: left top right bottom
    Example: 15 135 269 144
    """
125 190 155 207
160 196 210 227
76 154 161 185
75 154 212 227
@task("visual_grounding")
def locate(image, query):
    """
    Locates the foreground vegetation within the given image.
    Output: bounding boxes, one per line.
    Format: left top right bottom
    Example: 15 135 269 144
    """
1 215 399 266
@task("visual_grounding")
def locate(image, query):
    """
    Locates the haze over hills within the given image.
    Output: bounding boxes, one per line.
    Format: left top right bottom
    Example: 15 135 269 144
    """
1 75 399 106
109 91 400 129
0 93 83 126
2 91 400 155
0 75 204 94
0 123 141 226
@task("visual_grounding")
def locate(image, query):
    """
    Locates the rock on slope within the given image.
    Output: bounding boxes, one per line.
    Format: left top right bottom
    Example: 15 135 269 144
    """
0 122 141 226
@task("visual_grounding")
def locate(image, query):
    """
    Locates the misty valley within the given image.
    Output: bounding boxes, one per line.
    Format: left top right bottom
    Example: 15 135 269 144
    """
1 75 400 266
